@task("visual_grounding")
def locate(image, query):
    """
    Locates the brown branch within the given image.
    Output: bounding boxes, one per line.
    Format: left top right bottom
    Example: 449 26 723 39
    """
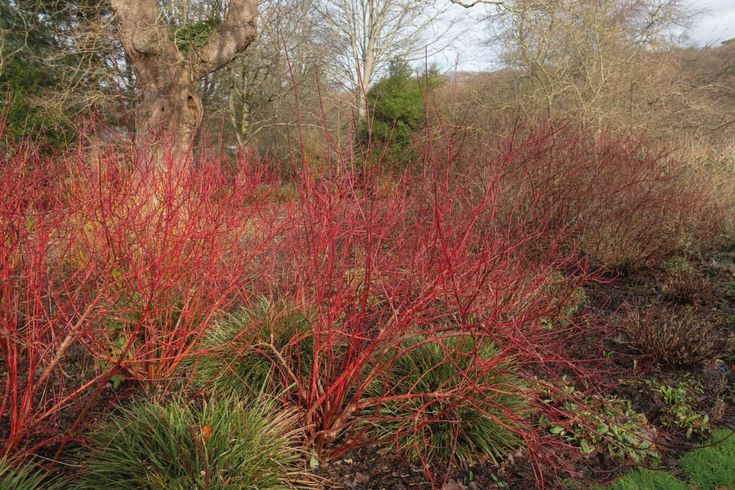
449 0 507 8
189 0 258 79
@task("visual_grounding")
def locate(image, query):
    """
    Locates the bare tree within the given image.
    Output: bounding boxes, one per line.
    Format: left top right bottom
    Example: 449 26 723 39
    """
218 0 326 146
493 0 693 130
313 0 452 120
153 0 328 153
110 0 257 156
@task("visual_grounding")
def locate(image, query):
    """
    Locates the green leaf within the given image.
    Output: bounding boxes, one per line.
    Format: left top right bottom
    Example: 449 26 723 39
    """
549 425 565 435
309 453 320 470
109 375 125 390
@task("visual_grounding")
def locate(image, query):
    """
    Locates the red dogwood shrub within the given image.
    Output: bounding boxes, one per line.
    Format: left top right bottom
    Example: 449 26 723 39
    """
453 122 725 272
193 124 600 487
0 133 280 455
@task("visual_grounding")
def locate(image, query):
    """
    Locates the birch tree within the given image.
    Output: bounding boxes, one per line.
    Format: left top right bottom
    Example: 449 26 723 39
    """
314 0 451 120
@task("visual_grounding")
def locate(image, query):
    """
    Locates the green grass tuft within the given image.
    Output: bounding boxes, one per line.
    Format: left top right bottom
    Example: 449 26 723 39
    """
362 334 528 466
0 459 65 490
78 396 313 489
194 298 314 397
680 428 735 490
603 468 688 490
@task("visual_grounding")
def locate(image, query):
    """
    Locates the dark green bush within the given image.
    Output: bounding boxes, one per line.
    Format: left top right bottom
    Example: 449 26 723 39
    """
360 60 441 168
0 2 74 146
78 396 312 489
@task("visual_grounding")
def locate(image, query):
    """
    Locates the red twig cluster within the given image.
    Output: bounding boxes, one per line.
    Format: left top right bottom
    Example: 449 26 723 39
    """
0 131 278 456
1 114 720 487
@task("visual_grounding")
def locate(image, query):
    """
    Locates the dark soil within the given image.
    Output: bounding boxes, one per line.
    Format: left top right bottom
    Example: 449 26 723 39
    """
315 446 537 489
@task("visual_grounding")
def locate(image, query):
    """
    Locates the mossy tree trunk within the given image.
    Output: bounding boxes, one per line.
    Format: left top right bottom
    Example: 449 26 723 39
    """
111 0 257 164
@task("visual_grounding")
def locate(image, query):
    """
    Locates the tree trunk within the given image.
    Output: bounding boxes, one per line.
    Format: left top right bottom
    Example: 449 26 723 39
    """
357 89 367 122
357 40 375 123
135 76 203 160
111 0 257 165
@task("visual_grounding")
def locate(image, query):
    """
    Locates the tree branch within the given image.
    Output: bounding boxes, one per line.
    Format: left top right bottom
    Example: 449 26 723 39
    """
449 0 506 8
189 0 258 79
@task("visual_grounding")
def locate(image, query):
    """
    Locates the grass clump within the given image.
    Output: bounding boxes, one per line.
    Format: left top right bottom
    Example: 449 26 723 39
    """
0 459 65 490
603 468 688 490
680 428 735 490
195 298 314 397
659 257 713 305
362 334 527 466
78 396 312 489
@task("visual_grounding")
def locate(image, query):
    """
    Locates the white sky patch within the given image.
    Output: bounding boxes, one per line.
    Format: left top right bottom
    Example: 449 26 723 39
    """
424 3 496 73
687 0 735 47
428 0 735 73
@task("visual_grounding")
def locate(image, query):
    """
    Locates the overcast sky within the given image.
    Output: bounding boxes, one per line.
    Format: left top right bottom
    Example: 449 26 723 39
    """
689 0 735 46
434 0 735 73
